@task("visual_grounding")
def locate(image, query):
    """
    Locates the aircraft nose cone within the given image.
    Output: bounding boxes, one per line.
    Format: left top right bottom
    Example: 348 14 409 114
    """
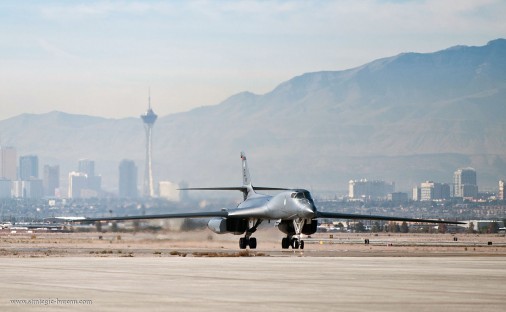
302 204 316 218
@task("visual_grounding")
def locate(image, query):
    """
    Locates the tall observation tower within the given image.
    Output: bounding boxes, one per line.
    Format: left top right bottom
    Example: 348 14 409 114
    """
141 93 158 197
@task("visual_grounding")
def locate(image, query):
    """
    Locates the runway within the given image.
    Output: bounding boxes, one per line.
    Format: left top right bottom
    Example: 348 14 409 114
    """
1 257 505 311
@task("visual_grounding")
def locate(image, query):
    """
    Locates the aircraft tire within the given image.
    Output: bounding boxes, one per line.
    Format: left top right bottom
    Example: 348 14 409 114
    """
291 238 299 249
239 238 247 249
281 237 289 249
300 240 304 249
249 237 257 249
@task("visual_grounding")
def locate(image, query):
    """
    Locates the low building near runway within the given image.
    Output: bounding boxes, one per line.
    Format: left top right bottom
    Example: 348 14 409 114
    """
463 220 504 232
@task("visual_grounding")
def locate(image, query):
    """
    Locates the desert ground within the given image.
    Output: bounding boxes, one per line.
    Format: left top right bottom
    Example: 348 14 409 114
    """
1 228 505 257
1 229 505 311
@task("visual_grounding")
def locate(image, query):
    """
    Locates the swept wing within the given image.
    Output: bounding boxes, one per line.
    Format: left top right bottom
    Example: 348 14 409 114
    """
317 211 463 224
76 211 228 222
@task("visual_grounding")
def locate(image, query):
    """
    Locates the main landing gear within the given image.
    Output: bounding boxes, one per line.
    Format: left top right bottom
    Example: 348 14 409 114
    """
281 218 306 250
239 219 262 249
239 237 257 249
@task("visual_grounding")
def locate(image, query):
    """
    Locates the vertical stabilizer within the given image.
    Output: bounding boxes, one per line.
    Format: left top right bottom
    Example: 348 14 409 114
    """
241 151 251 186
240 151 255 200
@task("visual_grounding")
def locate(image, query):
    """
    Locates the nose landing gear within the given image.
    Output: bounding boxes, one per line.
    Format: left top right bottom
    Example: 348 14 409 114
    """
281 236 304 249
281 218 307 249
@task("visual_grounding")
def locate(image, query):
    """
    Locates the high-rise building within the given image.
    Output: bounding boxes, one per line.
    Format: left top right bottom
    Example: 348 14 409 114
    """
419 181 451 201
78 159 95 177
68 171 88 198
12 179 43 199
19 155 39 180
412 187 421 201
68 159 102 198
43 165 60 197
499 180 505 201
348 179 395 200
0 179 11 198
119 159 138 198
76 159 101 195
0 146 17 180
420 182 434 201
141 94 157 197
87 175 102 194
387 192 408 203
453 168 478 199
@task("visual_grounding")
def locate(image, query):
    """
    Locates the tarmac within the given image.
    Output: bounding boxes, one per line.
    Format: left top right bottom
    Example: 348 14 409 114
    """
1 256 505 312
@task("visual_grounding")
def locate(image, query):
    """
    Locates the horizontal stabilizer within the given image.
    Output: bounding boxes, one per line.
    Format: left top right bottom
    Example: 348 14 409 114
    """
316 211 464 225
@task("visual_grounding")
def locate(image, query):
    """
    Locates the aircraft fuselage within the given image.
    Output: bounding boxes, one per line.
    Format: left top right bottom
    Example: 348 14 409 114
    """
228 190 316 220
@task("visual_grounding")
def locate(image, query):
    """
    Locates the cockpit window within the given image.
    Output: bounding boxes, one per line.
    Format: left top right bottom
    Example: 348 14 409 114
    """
306 191 313 199
291 191 314 201
291 192 305 199
291 191 315 207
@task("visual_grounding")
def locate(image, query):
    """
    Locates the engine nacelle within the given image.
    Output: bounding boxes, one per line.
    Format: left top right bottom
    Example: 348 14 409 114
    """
207 218 248 235
277 219 318 235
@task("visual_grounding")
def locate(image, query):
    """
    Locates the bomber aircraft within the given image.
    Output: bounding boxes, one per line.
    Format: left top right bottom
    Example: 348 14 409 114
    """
76 152 463 249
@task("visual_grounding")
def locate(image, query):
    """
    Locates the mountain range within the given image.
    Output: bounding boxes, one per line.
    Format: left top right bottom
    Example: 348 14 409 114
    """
1 39 505 194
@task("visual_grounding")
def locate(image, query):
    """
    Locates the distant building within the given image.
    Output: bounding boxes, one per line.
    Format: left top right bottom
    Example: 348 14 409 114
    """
141 100 158 198
29 179 44 199
87 175 102 194
387 192 408 203
43 165 60 197
499 180 505 201
412 187 421 201
438 183 451 200
419 181 451 201
348 179 395 200
159 181 180 201
465 220 505 232
118 159 138 198
78 159 95 177
453 168 478 199
0 179 11 198
420 182 433 201
68 171 88 198
68 158 103 198
12 179 43 199
19 155 38 180
0 146 17 181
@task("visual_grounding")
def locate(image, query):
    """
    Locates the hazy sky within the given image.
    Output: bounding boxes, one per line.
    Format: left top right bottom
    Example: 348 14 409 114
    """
1 0 505 119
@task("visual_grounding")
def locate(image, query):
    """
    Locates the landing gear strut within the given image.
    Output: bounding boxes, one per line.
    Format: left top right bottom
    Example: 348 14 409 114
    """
281 219 306 250
239 219 261 249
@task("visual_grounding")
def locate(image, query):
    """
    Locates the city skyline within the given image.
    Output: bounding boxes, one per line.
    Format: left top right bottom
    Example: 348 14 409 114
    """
0 145 503 200
1 1 505 119
0 37 504 194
